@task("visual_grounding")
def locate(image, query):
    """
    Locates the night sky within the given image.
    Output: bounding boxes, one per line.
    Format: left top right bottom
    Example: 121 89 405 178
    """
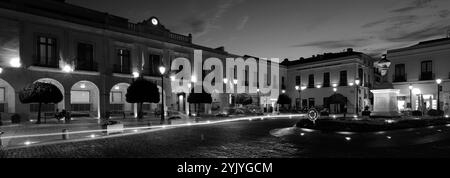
68 0 450 60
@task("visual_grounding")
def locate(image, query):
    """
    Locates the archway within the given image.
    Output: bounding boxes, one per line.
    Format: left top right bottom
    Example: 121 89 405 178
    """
0 78 15 114
70 81 100 118
324 93 348 114
34 78 65 112
110 83 133 117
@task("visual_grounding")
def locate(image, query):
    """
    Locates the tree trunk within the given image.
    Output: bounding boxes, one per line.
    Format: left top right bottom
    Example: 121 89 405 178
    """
37 102 42 124
196 104 199 116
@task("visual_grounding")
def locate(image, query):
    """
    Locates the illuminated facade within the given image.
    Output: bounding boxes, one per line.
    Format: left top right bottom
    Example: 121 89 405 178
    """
281 48 376 114
387 37 450 113
0 0 249 120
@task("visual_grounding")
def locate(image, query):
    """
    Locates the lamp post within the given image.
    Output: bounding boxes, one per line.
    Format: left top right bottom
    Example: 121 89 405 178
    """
256 88 260 108
295 86 300 110
436 79 442 114
355 79 361 116
409 84 413 110
187 83 192 116
233 79 238 108
159 66 166 124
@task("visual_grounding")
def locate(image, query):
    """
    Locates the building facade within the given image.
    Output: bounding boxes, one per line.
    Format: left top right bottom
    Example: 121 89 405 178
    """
387 37 450 113
0 0 253 121
281 48 375 114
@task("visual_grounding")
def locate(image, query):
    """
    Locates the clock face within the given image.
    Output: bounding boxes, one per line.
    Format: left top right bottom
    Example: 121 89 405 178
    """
151 18 158 25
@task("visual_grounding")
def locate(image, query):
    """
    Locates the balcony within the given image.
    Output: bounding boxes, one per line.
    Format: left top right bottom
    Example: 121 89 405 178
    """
419 72 435 81
393 74 407 83
32 60 59 68
76 62 98 72
113 64 131 74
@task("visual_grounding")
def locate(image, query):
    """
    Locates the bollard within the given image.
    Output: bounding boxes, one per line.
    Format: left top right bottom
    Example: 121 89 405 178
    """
0 131 4 148
62 129 69 140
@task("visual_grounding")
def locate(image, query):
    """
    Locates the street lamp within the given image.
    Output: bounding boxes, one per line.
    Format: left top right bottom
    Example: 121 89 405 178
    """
295 86 300 110
159 66 166 124
436 79 442 113
354 79 361 116
409 84 413 110
333 87 337 93
233 79 238 108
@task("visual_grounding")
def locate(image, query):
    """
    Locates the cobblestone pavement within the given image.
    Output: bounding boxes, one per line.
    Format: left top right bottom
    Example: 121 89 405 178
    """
3 117 450 158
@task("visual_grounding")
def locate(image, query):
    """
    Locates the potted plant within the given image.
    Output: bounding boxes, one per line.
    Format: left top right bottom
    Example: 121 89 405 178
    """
101 119 124 135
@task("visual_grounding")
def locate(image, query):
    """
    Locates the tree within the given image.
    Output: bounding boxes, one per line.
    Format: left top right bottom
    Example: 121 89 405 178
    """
277 94 292 110
126 78 160 119
19 82 63 124
187 87 212 115
236 93 253 106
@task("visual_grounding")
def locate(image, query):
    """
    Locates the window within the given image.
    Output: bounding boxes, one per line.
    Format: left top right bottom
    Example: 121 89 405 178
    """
308 74 314 88
144 54 161 76
323 72 330 87
77 43 95 71
394 64 406 82
114 49 131 74
36 36 57 67
308 98 315 108
281 76 285 89
295 76 301 86
420 61 433 80
110 91 122 103
70 91 90 104
339 71 347 86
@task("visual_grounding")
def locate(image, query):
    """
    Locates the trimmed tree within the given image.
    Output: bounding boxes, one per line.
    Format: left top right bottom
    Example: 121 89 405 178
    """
236 93 253 106
19 82 63 124
125 78 160 119
277 94 292 110
187 87 212 115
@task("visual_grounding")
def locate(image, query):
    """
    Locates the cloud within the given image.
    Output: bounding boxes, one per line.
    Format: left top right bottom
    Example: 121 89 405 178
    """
438 9 450 18
194 0 244 37
236 16 249 31
390 0 435 13
362 15 419 28
291 38 372 49
380 22 450 43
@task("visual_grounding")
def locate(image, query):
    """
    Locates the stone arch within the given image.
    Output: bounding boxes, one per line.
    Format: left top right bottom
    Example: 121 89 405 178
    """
0 77 16 113
110 83 133 115
71 80 100 118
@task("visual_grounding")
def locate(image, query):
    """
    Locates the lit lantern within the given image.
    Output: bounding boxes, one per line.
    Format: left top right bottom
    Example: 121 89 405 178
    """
9 57 21 68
